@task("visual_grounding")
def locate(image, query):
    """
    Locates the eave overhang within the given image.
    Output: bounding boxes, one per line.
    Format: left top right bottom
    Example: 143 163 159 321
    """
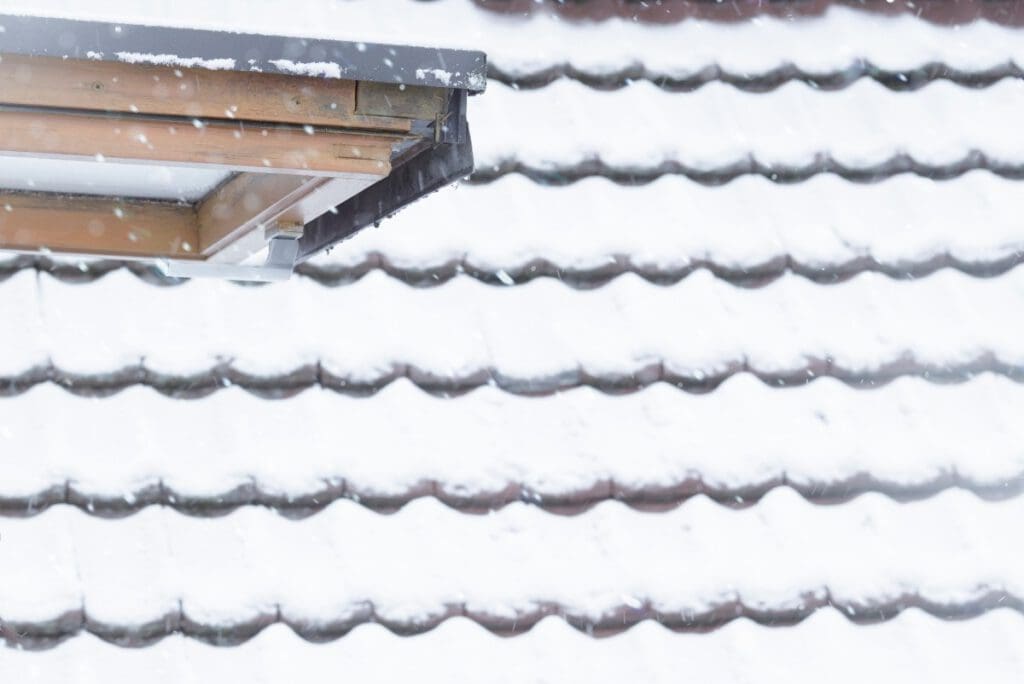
0 13 487 93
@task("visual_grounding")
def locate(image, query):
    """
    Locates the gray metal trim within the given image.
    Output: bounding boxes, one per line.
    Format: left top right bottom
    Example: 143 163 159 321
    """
297 87 474 262
298 132 474 263
0 13 487 91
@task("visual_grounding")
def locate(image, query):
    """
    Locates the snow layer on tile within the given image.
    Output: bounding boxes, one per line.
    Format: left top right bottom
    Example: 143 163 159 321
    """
9 266 1024 379
1 489 1022 628
308 172 1024 273
472 79 1024 173
4 611 1024 684
11 2 1024 79
0 375 1021 504
0 271 47 377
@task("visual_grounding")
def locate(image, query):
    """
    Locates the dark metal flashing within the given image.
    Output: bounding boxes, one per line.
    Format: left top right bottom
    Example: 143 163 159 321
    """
298 134 474 262
298 89 475 262
0 13 487 91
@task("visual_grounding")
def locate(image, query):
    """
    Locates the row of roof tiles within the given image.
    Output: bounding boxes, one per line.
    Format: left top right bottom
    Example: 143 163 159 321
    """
3 489 1021 645
0 375 1021 515
0 267 1021 389
472 79 1024 183
6 611 1024 683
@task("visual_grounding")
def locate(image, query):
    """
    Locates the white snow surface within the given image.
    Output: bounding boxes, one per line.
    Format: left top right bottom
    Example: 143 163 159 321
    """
1 489 1021 627
472 79 1024 171
4 266 1024 378
0 375 1021 502
307 172 1024 272
6 2 1024 77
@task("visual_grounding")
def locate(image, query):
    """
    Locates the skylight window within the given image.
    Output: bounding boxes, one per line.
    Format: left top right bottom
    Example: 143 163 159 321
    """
0 13 486 280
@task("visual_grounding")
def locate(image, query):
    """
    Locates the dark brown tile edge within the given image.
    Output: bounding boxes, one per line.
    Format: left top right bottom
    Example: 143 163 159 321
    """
2 251 1023 289
489 62 1023 92
471 0 1024 27
4 593 1021 650
0 477 1021 519
0 357 1019 399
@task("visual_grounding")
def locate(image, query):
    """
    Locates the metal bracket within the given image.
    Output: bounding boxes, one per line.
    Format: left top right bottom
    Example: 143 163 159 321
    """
262 232 303 273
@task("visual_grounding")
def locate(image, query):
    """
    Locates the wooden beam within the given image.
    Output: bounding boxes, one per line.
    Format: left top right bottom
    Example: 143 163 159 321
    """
0 107 397 176
198 172 380 262
0 192 198 258
0 53 413 132
197 173 325 255
356 82 449 120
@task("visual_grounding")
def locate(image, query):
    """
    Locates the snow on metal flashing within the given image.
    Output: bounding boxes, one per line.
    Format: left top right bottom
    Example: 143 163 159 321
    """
114 51 236 70
417 68 454 86
269 59 342 79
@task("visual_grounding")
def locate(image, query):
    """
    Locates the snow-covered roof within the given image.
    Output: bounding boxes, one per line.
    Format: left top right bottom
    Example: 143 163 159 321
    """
2 1 1024 681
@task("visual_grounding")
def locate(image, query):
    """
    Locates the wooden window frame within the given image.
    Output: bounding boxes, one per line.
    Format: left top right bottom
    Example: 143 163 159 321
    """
0 53 448 274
